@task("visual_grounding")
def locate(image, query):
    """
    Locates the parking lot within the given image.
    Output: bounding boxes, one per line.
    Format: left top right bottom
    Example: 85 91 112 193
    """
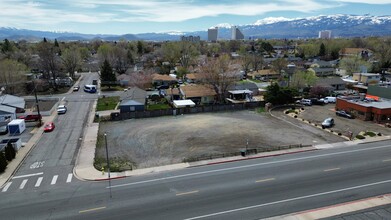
292 104 391 139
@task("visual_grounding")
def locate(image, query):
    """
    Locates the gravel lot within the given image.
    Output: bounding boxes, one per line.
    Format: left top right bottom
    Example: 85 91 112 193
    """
97 110 345 169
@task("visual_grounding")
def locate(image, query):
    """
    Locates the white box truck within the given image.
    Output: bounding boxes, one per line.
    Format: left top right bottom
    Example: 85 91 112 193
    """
8 119 26 135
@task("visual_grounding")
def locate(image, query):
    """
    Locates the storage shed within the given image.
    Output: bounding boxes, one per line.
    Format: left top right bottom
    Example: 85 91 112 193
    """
119 100 145 113
8 119 26 135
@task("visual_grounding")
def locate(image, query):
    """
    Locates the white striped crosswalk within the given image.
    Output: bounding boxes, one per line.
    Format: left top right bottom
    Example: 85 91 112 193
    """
1 173 75 192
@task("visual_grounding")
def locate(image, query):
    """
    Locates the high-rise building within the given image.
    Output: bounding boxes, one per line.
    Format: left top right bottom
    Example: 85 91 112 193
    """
319 30 332 39
231 26 244 40
208 27 218 42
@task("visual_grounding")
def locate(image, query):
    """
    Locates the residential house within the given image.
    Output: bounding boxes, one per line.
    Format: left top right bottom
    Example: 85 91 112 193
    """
0 95 26 121
117 74 132 87
179 84 216 105
247 69 280 80
185 73 205 84
152 74 177 88
316 77 346 91
352 73 380 85
228 82 260 96
119 87 147 113
307 61 336 77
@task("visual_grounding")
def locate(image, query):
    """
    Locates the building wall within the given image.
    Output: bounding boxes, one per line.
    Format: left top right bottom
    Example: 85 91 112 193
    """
336 98 391 122
208 28 218 42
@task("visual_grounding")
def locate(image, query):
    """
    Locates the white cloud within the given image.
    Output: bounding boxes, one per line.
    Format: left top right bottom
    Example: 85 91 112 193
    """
333 0 391 3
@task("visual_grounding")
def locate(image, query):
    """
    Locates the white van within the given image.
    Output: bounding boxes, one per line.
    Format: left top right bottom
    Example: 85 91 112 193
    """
300 99 312 106
325 96 336 103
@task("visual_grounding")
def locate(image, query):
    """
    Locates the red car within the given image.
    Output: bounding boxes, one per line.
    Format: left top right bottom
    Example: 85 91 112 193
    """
19 114 42 122
44 122 55 132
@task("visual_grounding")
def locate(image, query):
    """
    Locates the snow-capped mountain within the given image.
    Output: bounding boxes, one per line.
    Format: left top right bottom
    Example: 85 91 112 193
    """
0 14 390 41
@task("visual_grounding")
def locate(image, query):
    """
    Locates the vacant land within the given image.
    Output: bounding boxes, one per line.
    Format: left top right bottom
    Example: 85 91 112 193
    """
96 110 344 170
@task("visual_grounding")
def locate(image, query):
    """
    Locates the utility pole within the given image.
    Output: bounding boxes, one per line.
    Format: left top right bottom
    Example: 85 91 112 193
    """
32 81 42 126
104 133 112 198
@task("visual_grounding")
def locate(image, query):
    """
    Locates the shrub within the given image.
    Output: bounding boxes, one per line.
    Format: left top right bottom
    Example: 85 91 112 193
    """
338 133 342 136
4 143 15 161
378 132 382 136
294 115 297 118
285 111 289 114
0 152 7 173
356 134 366 140
364 131 376 137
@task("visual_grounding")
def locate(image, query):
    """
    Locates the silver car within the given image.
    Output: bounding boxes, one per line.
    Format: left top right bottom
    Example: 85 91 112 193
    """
321 117 334 129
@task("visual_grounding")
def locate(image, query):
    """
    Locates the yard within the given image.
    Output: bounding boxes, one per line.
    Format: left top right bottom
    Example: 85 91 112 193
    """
95 110 345 171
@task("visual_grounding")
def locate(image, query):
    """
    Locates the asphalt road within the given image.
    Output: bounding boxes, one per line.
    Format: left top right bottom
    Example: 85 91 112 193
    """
1 140 391 220
3 72 100 193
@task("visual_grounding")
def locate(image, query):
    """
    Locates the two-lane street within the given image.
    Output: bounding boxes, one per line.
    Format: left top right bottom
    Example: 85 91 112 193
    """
1 139 391 219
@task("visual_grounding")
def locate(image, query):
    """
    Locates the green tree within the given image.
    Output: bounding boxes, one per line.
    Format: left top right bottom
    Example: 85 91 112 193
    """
290 70 318 90
4 143 15 161
1 39 13 55
0 59 27 94
264 83 297 105
339 56 371 75
100 59 116 88
319 43 326 57
54 39 59 47
137 41 144 55
0 152 7 173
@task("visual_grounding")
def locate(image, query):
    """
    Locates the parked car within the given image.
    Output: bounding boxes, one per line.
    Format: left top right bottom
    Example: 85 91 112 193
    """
18 114 42 122
325 96 337 103
322 117 334 129
44 122 55 132
57 105 67 114
299 99 312 106
0 125 8 135
336 110 354 119
73 85 80 91
309 98 326 105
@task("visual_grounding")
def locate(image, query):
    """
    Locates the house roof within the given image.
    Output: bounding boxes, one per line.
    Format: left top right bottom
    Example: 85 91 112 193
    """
317 77 346 86
0 95 25 109
119 100 144 106
173 100 195 108
180 84 216 98
152 73 177 81
248 69 279 76
229 82 259 91
120 87 147 104
186 73 204 80
0 105 16 114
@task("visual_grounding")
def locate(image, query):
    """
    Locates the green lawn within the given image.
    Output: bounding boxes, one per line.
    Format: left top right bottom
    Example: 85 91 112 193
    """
96 96 120 111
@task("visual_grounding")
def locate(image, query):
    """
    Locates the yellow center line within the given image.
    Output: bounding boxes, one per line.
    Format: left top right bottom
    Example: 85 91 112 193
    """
383 159 391 162
255 178 275 183
176 190 199 196
324 168 340 172
79 206 106 213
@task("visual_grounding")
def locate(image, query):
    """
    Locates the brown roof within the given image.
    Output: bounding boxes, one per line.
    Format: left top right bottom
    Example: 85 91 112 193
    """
152 73 177 81
180 84 216 98
248 69 279 76
186 73 205 80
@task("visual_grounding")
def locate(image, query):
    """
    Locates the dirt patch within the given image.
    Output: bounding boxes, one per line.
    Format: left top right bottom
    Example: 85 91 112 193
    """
96 110 344 170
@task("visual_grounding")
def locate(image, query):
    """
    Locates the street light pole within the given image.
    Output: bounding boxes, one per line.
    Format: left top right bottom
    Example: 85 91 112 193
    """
104 133 112 198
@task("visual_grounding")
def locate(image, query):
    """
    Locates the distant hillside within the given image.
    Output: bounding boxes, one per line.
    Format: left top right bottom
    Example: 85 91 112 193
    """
1 14 391 42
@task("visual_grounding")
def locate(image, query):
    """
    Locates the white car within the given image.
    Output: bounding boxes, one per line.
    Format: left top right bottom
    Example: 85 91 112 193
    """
57 105 67 114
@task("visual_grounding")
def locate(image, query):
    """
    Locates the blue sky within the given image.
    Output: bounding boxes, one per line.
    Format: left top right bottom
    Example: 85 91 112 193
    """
1 0 391 35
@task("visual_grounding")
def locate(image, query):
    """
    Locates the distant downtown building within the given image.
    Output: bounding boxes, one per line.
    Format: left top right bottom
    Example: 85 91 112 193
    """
319 30 332 39
208 27 218 42
231 26 244 40
180 35 200 42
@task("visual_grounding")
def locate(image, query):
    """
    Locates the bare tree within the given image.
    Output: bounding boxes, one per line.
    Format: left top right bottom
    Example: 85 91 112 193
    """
0 59 27 94
62 45 81 79
201 54 240 103
271 58 288 77
37 40 61 90
129 69 154 89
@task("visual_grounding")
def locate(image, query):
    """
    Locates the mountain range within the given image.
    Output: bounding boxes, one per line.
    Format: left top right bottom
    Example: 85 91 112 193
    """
1 14 391 42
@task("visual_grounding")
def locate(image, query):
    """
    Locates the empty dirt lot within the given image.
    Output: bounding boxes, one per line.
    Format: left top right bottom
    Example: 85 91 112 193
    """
97 110 344 169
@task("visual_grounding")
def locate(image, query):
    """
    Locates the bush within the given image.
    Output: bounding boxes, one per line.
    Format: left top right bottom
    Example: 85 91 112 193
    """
338 133 342 136
294 115 297 118
364 131 376 137
0 152 7 173
4 143 16 161
356 134 366 140
378 132 382 136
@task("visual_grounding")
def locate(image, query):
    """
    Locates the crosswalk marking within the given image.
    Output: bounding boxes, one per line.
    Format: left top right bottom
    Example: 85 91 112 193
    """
66 173 73 183
2 182 12 192
35 177 43 187
51 175 58 185
20 179 28 189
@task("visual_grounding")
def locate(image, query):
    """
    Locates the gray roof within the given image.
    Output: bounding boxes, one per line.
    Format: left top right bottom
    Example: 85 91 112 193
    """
119 100 144 106
0 95 25 109
120 87 147 104
229 82 259 91
0 105 16 114
317 77 346 86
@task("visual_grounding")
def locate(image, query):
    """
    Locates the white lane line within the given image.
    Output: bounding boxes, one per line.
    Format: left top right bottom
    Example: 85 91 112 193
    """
66 173 73 183
35 177 43 187
184 178 391 220
176 190 199 196
110 144 391 189
256 178 275 183
12 172 43 179
2 182 12 192
19 179 28 189
324 168 340 172
51 175 58 185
